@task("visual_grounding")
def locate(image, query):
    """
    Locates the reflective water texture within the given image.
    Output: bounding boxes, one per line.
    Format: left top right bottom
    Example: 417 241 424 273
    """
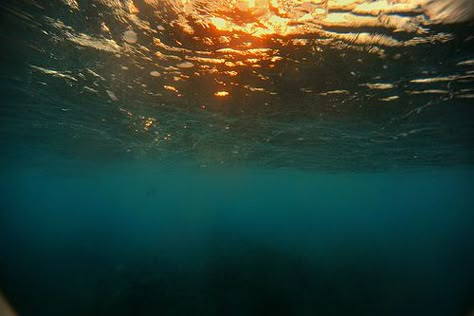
1 0 473 169
0 1 474 316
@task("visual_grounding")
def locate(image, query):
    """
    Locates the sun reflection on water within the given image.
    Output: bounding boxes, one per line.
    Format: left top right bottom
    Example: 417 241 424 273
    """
7 0 472 165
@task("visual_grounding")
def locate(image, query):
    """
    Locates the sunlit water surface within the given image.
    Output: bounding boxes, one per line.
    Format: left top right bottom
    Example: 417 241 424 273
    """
1 0 474 315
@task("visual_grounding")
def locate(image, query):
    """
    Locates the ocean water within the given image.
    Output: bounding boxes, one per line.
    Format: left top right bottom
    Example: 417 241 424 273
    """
1 0 474 315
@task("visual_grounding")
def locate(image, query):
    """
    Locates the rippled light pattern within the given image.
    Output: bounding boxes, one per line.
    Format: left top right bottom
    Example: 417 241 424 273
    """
2 0 473 169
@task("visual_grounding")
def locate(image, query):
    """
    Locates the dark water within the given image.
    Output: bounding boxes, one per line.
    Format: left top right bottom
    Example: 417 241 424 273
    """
1 0 474 315
1 165 474 315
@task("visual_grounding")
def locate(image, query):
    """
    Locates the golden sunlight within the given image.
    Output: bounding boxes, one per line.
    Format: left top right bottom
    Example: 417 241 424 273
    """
214 91 230 97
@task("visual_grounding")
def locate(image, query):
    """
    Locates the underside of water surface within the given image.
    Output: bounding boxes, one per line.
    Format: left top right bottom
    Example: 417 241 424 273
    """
1 0 473 170
0 0 474 315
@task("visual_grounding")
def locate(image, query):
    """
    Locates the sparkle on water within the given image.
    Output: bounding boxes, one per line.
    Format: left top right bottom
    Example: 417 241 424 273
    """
0 0 473 169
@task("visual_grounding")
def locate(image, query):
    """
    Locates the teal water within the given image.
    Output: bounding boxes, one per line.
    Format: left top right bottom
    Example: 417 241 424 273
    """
1 165 474 315
1 0 474 315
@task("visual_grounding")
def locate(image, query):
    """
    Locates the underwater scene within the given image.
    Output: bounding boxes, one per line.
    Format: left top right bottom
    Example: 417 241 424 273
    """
0 0 474 315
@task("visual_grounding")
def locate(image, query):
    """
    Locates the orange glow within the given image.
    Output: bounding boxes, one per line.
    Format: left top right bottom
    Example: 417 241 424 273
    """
94 0 450 108
214 91 230 97
236 0 256 11
236 0 269 15
101 0 451 50
143 117 156 130
164 85 178 92
128 0 139 14
210 17 228 30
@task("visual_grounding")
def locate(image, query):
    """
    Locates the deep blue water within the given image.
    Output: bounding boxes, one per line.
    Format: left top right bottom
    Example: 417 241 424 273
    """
1 0 474 315
1 164 474 315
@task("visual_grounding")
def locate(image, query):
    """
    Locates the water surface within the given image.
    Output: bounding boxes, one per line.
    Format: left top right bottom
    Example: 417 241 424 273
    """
0 0 474 315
